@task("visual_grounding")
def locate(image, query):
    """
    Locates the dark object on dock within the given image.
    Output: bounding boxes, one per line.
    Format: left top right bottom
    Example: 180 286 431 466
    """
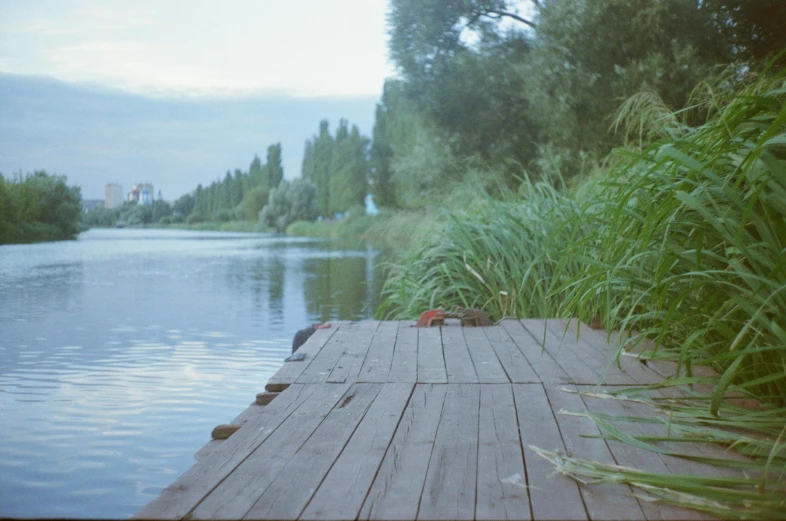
283 351 307 362
416 308 492 327
292 323 332 353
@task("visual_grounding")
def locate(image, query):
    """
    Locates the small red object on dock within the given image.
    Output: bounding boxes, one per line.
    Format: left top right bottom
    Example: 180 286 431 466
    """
416 309 445 327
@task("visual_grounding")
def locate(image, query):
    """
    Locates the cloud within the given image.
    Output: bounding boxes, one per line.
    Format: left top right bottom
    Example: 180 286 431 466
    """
0 0 395 98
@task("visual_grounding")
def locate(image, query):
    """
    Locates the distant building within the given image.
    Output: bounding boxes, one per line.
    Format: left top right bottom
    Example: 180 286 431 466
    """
128 183 154 206
105 183 124 209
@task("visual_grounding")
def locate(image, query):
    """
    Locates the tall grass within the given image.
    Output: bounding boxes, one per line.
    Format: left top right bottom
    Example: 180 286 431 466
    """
556 71 786 406
378 71 786 517
376 177 584 320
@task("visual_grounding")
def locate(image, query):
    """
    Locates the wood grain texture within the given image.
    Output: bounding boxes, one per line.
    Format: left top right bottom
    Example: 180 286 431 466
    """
301 382 414 521
521 319 606 385
358 321 400 383
561 319 665 385
512 384 587 521
243 383 384 520
476 384 530 521
441 324 479 383
462 326 509 383
417 383 480 521
417 327 447 383
499 320 569 384
327 321 380 383
360 384 447 521
388 322 418 383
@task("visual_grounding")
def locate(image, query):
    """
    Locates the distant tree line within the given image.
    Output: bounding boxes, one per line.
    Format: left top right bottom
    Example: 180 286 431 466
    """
0 171 83 245
83 199 173 227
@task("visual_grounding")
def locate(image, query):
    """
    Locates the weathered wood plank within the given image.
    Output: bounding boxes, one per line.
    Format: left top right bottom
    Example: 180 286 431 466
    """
359 384 447 521
388 322 418 383
476 384 530 521
328 321 380 383
243 383 384 520
561 319 664 385
512 384 587 521
358 321 400 383
417 383 480 521
417 327 447 384
296 322 362 385
135 384 322 520
300 382 415 521
544 384 647 521
462 326 509 383
499 320 570 384
521 319 607 385
541 318 642 385
190 383 352 520
441 324 479 383
265 326 337 392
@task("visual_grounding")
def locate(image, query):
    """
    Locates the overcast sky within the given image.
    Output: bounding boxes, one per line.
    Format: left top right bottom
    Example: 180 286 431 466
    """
0 0 396 98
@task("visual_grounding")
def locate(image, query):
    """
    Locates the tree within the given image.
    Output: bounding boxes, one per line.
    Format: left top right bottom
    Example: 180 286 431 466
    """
328 122 369 214
266 143 284 189
258 178 319 232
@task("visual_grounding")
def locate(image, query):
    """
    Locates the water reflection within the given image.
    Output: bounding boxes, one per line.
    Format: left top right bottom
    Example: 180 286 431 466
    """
0 228 385 518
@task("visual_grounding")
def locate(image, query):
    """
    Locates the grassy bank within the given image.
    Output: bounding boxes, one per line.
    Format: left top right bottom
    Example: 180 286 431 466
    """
377 73 786 517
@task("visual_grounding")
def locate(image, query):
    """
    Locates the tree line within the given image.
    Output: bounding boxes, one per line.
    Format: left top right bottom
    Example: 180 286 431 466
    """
368 0 786 208
0 171 82 245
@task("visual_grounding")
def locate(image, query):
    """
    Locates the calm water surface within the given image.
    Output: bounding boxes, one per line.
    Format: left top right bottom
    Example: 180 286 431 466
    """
0 228 384 518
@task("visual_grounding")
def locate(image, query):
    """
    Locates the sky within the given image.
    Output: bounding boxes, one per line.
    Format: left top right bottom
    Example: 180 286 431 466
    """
0 0 396 98
0 0 396 200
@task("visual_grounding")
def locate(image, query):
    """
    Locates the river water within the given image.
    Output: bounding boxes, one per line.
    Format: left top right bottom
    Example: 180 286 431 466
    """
0 228 385 518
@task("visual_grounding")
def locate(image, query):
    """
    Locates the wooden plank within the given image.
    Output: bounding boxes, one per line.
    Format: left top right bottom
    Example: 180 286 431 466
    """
328 320 380 383
417 383 479 521
476 384 530 521
512 384 587 521
544 384 647 521
417 327 447 384
265 326 337 391
462 326 509 383
388 322 418 383
135 384 322 520
358 321 400 383
243 383 385 520
499 320 570 384
441 324 479 383
562 319 665 385
301 382 415 521
359 384 447 521
296 322 362 385
520 318 605 385
190 383 352 520
541 318 643 385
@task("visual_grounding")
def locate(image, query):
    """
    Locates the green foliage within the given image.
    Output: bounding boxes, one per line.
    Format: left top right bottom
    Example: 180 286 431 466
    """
0 170 82 244
302 119 370 216
258 178 319 233
239 184 270 221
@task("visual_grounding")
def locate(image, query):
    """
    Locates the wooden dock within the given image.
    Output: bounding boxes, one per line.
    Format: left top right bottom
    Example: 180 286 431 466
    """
137 319 743 520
